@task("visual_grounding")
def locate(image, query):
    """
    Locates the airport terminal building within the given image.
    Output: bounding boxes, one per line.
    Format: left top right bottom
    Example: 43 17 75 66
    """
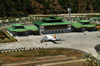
7 24 39 36
71 20 96 32
6 16 97 36
34 16 71 34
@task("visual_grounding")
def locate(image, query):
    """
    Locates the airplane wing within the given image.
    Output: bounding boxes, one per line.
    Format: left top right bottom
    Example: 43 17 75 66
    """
49 40 59 44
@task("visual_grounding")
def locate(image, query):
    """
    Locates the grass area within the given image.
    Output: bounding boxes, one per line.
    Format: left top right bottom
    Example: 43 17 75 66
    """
47 61 96 66
0 49 84 57
19 59 99 66
0 49 85 65
19 60 87 66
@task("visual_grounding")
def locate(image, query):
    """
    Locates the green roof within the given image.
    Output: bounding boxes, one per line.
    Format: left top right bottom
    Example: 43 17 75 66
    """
90 17 100 20
72 23 96 28
83 24 96 27
12 24 23 27
90 17 97 19
7 25 39 32
24 26 38 31
95 18 100 20
74 18 80 20
79 20 90 23
72 23 83 28
49 15 55 18
42 17 62 21
7 26 26 32
33 20 71 26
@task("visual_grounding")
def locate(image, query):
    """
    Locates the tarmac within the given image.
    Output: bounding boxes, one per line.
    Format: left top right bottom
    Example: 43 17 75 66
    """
0 31 100 59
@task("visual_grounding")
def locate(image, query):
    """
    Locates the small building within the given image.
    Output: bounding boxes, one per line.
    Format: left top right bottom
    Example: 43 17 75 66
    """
33 16 71 34
7 24 39 36
71 20 96 32
90 17 98 21
74 18 80 21
90 17 100 22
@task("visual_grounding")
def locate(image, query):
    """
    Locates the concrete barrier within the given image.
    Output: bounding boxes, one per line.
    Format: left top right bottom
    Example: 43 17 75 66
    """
1 51 5 53
4 50 7 53
39 47 41 49
0 47 43 53
19 48 21 51
11 49 14 52
21 47 24 51
8 49 11 52
30 48 32 50
15 49 18 52
29 47 43 50
33 48 35 49
36 47 38 49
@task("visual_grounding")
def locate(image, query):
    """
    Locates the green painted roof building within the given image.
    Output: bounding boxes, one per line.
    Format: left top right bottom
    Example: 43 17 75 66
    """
7 24 39 32
33 16 72 34
34 20 71 26
90 17 100 21
71 20 96 32
7 24 39 36
74 18 80 21
33 16 71 26
72 23 96 28
79 20 90 23
12 24 23 27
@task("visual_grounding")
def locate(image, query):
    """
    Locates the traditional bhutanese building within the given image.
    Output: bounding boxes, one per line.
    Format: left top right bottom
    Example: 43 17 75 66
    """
90 17 100 21
71 20 96 32
74 18 80 21
7 24 39 36
33 16 71 34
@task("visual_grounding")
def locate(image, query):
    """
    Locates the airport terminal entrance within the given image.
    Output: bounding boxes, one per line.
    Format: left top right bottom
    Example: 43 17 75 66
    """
31 31 39 35
42 25 70 34
17 32 28 36
82 28 86 32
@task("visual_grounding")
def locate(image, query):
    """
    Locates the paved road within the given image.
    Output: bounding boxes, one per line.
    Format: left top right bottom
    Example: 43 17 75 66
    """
29 13 100 17
0 31 100 59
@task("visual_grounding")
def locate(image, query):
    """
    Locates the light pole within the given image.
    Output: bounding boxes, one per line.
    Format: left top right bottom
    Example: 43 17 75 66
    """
67 8 71 21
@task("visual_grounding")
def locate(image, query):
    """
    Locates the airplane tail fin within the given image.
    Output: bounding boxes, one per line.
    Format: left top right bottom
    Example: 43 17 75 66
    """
54 34 56 39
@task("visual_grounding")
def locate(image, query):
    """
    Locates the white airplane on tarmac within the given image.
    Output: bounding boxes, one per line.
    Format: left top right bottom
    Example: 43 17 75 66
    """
40 34 61 43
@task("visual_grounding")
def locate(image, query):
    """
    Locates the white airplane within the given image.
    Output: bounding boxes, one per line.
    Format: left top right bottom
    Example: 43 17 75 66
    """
40 34 61 43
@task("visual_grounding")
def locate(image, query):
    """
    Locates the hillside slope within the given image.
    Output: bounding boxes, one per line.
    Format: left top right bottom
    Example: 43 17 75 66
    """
0 0 100 17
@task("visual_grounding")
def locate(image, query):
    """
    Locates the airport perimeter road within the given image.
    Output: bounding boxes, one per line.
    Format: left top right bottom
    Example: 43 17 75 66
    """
0 31 100 59
29 13 100 17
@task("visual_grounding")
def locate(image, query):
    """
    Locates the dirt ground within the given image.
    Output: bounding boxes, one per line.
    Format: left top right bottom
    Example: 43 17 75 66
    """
1 49 85 66
24 59 96 66
35 59 96 66
48 61 89 66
